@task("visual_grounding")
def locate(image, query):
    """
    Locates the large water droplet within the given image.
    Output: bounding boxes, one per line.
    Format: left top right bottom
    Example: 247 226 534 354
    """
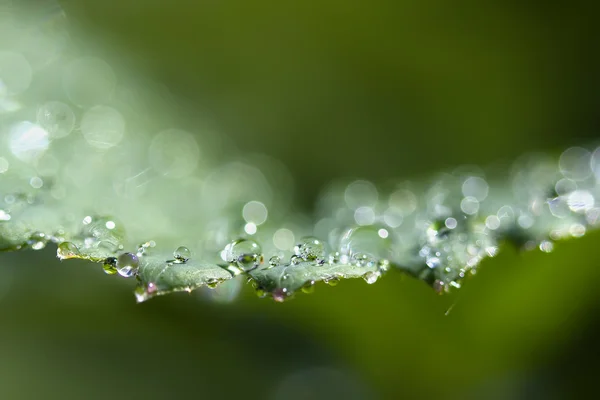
268 255 281 268
116 252 139 278
221 239 263 271
294 236 325 262
363 271 380 284
36 101 75 139
103 257 117 275
57 242 80 259
28 231 46 250
173 246 191 263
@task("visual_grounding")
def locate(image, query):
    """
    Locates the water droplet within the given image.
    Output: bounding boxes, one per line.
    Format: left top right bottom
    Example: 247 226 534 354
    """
363 271 380 284
290 255 302 265
352 252 377 267
206 278 220 289
173 246 191 263
539 240 554 253
36 101 75 138
255 287 267 298
28 231 46 250
81 216 125 251
294 236 325 262
324 277 340 287
147 282 158 295
272 288 289 302
433 280 447 294
268 255 281 268
301 280 316 294
103 257 117 275
57 242 80 259
116 252 139 278
378 259 391 272
221 239 263 271
328 252 340 264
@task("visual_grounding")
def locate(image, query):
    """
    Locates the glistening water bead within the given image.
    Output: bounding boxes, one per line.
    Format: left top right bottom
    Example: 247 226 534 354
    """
57 242 80 259
221 239 263 271
116 252 139 278
293 237 325 262
173 246 191 263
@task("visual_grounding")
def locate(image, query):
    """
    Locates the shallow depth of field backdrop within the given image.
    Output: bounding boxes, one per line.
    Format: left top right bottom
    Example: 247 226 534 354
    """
1 1 600 399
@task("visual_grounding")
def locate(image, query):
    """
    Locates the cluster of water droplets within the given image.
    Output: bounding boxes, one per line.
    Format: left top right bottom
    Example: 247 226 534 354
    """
3 2 600 303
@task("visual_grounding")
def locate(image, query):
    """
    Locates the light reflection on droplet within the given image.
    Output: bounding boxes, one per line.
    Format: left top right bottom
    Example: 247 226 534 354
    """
377 228 389 239
242 200 268 225
0 51 32 94
81 105 125 149
273 228 295 251
8 121 49 163
559 147 592 181
485 215 500 230
63 57 116 107
148 129 200 179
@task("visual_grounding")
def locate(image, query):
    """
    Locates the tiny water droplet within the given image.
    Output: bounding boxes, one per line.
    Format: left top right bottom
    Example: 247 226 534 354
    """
255 287 267 298
433 279 446 294
301 280 316 294
116 252 139 278
173 246 191 263
103 257 117 275
293 236 325 261
352 252 377 267
272 288 289 302
378 259 391 272
324 277 340 287
57 241 79 259
206 278 219 289
328 252 340 264
28 231 46 250
290 255 302 265
268 255 281 268
221 239 263 271
147 282 158 294
363 271 380 284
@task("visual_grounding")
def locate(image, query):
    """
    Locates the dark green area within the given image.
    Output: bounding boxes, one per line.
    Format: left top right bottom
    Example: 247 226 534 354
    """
1 1 599 399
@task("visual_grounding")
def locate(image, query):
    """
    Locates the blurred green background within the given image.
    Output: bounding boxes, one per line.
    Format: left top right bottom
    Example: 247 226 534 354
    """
1 0 600 398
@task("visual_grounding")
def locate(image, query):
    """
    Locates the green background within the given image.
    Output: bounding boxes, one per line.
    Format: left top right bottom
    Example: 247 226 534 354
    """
1 0 600 398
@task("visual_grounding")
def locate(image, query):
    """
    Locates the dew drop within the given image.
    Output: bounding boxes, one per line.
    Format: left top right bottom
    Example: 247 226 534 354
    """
294 236 325 262
290 255 302 265
116 252 139 278
324 277 340 287
539 240 554 253
363 271 380 284
272 288 289 302
28 231 46 250
173 246 191 263
268 255 281 268
36 101 75 139
103 257 117 275
221 239 263 272
57 242 80 259
301 280 316 294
